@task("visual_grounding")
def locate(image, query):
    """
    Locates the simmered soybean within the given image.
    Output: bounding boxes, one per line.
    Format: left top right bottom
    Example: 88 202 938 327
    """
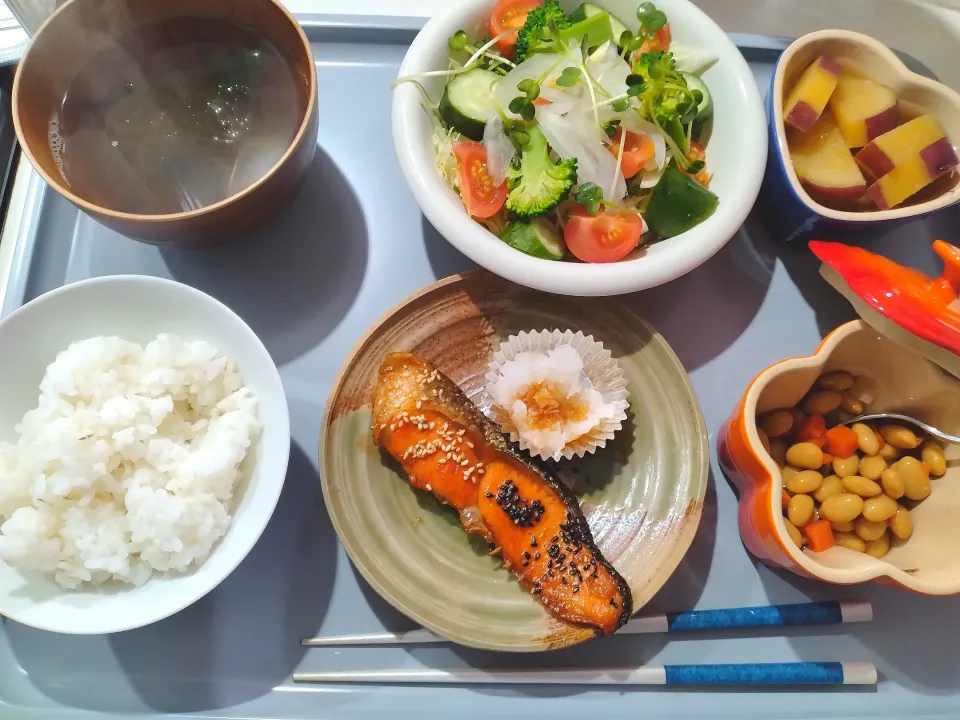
785 470 824 494
878 443 900 462
840 393 863 414
785 521 804 548
818 371 855 391
786 442 824 470
834 532 866 552
889 505 913 540
894 457 931 501
759 369 944 560
879 425 921 450
922 442 947 477
841 475 882 498
854 516 887 542
787 493 815 527
861 494 898 523
852 423 880 456
820 493 864 524
858 455 887 481
880 468 905 500
865 532 890 558
804 391 842 415
769 438 788 468
762 410 794 438
833 455 860 478
813 475 843 503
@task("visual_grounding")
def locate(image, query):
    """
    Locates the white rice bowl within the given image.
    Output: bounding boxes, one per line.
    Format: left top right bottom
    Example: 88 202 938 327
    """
0 334 260 589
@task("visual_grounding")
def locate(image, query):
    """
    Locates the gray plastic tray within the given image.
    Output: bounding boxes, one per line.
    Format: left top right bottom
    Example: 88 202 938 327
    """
2 14 960 720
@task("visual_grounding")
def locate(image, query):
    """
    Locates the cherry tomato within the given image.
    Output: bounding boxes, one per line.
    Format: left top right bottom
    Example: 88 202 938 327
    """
489 0 542 57
607 128 656 179
453 141 507 219
633 23 672 59
563 207 645 263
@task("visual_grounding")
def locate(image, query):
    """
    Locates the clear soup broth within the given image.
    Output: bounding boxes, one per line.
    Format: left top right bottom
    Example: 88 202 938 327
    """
49 17 301 215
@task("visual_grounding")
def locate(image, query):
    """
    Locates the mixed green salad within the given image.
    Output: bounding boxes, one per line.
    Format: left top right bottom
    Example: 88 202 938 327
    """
397 0 722 263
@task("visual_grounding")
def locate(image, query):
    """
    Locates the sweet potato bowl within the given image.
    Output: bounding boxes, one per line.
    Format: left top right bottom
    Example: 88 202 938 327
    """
718 319 960 594
765 29 960 241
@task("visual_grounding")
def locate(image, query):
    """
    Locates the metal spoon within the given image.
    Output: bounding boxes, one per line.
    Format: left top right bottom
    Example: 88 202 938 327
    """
842 413 960 445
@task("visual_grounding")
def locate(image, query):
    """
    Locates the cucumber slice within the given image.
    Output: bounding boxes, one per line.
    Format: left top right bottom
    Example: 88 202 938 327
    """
439 69 501 141
500 218 566 260
681 71 713 121
568 3 630 46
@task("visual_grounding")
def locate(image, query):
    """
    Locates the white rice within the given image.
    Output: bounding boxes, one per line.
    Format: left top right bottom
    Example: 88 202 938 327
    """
487 344 617 461
0 334 260 589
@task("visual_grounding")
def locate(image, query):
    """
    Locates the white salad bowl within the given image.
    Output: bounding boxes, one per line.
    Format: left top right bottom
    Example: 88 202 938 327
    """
392 0 767 296
0 276 290 634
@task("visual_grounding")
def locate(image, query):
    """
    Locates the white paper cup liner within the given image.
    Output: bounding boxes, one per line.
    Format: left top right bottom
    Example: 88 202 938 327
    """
484 329 629 461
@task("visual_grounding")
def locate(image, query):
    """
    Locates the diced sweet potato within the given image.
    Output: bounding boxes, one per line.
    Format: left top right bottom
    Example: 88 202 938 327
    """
783 56 844 132
788 110 867 206
855 115 950 179
866 146 959 210
828 76 900 148
920 137 960 176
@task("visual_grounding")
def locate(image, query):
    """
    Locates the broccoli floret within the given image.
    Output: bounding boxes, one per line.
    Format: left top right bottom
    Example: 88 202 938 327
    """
631 50 676 83
506 125 577 217
515 0 571 62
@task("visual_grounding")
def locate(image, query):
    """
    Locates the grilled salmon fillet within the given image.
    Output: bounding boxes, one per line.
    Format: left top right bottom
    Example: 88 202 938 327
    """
372 352 632 636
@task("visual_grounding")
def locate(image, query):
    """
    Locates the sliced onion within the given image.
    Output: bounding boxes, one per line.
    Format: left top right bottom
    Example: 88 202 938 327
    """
616 110 661 138
561 42 584 68
494 54 565 118
636 160 667 189
538 107 626 201
587 41 631 99
637 211 649 235
565 105 608 146
483 116 513 185
538 109 603 192
671 44 719 76
588 40 620 67
649 131 667 170
537 86 576 115
538 107 595 167
595 142 627 201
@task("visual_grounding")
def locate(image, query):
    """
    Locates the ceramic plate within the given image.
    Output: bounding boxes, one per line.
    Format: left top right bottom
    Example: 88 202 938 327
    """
320 272 708 651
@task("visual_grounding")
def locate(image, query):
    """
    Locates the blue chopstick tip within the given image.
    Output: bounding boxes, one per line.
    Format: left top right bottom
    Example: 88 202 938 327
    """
664 662 847 686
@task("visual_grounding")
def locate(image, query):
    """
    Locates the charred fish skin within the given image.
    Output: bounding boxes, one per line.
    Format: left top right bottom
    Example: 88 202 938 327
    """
521 461 632 632
372 352 633 635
